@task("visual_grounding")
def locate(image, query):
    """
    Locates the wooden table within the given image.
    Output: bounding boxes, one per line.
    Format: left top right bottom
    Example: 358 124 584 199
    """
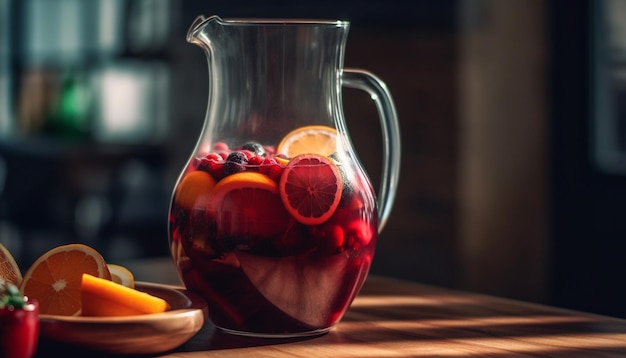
48 258 626 357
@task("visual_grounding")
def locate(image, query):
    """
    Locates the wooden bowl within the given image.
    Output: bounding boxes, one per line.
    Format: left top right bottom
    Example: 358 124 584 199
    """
38 282 207 355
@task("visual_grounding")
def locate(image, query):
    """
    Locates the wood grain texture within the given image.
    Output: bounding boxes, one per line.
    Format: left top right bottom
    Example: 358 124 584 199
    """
165 276 626 357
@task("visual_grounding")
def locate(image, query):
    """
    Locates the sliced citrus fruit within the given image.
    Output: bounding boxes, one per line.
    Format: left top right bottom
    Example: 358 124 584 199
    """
207 171 290 239
19 244 111 316
175 170 217 210
279 154 343 225
237 251 349 327
107 264 135 289
0 242 22 286
276 125 337 158
81 273 169 316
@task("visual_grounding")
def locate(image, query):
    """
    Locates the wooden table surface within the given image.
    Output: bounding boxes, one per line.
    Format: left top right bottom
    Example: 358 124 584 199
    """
45 258 626 357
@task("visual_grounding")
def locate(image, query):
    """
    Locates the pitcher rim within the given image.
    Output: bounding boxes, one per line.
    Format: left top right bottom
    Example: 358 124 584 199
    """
219 17 350 26
189 15 349 32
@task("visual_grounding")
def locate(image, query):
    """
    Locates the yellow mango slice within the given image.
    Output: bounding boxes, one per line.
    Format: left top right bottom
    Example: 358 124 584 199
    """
81 274 170 316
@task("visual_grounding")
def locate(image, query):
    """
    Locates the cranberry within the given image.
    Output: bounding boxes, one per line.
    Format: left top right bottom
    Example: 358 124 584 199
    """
214 142 229 151
345 220 373 247
311 223 345 255
240 150 255 160
247 155 264 166
197 155 225 180
204 153 223 162
259 157 285 182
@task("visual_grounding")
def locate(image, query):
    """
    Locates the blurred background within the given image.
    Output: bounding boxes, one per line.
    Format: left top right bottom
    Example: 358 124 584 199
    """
2 0 626 319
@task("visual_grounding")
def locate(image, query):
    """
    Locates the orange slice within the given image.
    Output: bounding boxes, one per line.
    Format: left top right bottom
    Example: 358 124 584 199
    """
20 244 111 316
207 172 291 239
279 154 343 225
0 242 22 286
175 170 217 210
107 264 135 289
81 274 169 316
276 125 338 158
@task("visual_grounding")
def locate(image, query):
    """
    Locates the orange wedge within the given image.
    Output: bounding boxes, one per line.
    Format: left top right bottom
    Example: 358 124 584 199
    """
107 264 135 289
276 125 337 158
206 171 291 239
81 274 169 316
0 242 22 286
20 244 111 316
175 170 217 210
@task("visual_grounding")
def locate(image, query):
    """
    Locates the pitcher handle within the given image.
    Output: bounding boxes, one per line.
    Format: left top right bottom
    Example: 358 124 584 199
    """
342 68 401 233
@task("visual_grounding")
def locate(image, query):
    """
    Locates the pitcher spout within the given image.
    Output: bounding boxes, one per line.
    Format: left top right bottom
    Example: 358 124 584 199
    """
186 15 222 45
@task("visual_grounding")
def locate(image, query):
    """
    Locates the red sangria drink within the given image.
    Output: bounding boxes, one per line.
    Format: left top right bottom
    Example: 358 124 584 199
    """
169 125 378 337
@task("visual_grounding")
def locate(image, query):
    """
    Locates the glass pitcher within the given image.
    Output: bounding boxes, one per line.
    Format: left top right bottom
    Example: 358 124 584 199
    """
168 15 401 337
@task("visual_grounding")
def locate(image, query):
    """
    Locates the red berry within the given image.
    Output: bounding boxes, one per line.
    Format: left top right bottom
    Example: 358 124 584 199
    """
311 223 345 255
214 142 229 151
345 220 373 246
240 150 255 160
204 153 223 162
263 145 276 155
197 156 225 180
248 155 264 166
259 157 285 182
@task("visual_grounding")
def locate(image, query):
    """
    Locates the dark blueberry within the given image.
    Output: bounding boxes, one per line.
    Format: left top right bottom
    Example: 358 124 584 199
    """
223 151 248 175
241 142 266 156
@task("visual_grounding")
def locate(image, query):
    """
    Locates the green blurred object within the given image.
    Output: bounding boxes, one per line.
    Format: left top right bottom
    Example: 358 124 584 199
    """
46 71 93 139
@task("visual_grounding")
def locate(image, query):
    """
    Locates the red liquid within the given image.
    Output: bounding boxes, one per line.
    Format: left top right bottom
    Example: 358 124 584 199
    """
169 148 377 336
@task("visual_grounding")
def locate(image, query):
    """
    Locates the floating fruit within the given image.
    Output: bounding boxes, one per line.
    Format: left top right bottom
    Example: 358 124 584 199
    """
175 170 217 210
279 154 343 225
241 142 266 156
236 251 349 327
20 244 111 316
223 151 249 176
206 172 291 240
197 153 226 180
259 156 285 182
276 125 337 157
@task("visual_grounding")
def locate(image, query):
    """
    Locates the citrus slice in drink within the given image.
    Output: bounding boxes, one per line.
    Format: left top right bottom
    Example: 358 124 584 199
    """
276 125 338 157
237 251 349 327
0 242 22 286
279 154 343 225
20 244 111 316
107 264 135 289
175 170 217 210
81 274 169 316
206 172 290 239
